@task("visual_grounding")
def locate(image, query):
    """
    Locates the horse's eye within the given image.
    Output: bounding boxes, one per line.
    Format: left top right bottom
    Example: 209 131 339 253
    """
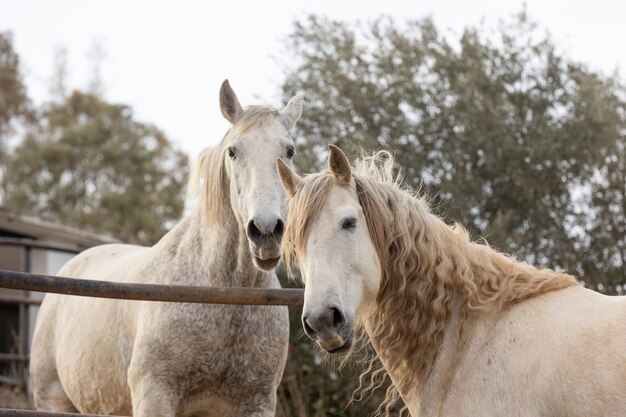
286 146 295 159
227 147 236 160
341 217 357 231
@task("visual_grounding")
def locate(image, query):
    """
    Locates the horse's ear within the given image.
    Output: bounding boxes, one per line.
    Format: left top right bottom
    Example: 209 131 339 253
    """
276 158 303 199
328 144 351 185
279 94 303 132
219 79 244 124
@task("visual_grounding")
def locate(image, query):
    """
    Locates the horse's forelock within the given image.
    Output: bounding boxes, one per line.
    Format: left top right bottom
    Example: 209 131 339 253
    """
230 106 280 136
283 151 400 276
282 170 334 278
188 106 285 219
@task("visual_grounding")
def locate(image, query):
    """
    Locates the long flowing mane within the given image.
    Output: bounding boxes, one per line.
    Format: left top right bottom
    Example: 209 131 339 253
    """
187 106 280 218
283 151 578 413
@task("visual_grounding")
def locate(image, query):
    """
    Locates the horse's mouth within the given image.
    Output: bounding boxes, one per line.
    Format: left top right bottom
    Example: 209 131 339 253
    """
253 255 281 271
324 339 352 354
250 240 281 271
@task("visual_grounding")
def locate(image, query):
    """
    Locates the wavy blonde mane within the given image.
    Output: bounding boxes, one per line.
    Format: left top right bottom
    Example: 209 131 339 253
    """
187 106 280 217
283 151 578 413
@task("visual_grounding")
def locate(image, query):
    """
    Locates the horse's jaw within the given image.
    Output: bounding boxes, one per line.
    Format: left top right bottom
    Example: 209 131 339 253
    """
252 255 280 271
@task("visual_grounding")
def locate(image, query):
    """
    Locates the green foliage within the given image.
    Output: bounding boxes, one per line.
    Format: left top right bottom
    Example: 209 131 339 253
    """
281 12 625 284
580 137 626 292
0 34 188 245
0 32 32 163
4 91 188 244
278 11 626 416
0 32 30 135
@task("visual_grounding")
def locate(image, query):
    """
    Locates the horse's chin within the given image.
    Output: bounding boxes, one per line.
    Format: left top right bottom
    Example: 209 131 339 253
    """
252 255 281 271
320 337 353 354
250 242 281 271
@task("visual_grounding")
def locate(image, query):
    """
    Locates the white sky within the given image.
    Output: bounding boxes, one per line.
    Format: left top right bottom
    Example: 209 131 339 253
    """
1 0 625 159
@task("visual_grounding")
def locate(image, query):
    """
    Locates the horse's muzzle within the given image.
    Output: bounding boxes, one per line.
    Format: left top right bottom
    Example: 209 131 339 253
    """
247 216 283 271
252 254 281 271
250 240 281 271
302 306 354 353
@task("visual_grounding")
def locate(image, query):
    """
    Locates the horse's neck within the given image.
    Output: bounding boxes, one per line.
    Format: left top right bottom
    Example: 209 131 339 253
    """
365 300 466 416
417 303 467 417
364 211 577 415
154 205 268 287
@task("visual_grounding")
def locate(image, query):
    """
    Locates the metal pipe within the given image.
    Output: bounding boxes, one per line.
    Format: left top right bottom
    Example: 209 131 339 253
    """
0 270 304 306
17 303 24 358
0 353 28 362
0 409 127 417
21 246 31 359
0 237 81 254
0 295 41 305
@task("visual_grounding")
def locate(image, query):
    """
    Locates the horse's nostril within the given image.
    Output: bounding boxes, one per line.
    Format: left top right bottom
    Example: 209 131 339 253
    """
248 217 283 245
273 219 284 239
247 220 263 240
331 307 345 327
302 316 316 336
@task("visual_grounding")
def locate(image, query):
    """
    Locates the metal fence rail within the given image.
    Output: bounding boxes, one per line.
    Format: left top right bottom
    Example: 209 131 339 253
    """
0 270 304 306
0 295 41 305
0 353 28 362
0 269 304 417
0 409 126 417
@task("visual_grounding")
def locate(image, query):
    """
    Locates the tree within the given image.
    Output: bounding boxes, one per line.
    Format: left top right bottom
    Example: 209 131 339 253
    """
0 32 30 139
86 38 107 98
4 91 188 244
277 11 626 415
0 32 32 166
580 132 626 293
280 12 625 281
48 46 69 101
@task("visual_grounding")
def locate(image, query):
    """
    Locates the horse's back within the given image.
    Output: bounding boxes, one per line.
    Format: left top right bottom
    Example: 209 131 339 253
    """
504 287 626 416
547 288 626 416
31 242 151 414
445 286 626 417
57 242 150 281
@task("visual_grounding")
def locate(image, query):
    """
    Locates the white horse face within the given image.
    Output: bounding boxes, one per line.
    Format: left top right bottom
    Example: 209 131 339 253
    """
278 145 381 353
302 183 380 352
221 80 302 271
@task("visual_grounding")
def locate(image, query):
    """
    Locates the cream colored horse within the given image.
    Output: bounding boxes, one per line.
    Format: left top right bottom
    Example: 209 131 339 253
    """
277 144 626 417
30 80 303 417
